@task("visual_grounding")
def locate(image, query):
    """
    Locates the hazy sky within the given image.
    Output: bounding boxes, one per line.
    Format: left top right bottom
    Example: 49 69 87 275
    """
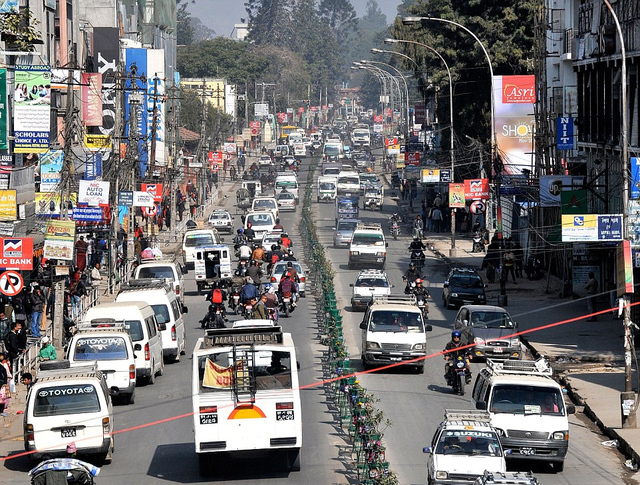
187 0 400 38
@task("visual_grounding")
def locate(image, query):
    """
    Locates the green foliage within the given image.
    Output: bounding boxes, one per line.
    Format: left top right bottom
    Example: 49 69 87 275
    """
179 89 233 148
390 0 536 146
0 9 42 51
177 0 195 46
318 0 358 45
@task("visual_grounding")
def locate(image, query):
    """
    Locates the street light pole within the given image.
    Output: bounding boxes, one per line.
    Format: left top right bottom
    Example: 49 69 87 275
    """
351 65 389 123
354 62 400 130
383 38 457 254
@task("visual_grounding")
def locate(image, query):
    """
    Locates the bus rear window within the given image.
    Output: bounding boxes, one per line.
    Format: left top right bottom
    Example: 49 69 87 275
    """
34 385 101 417
73 336 129 361
185 234 213 247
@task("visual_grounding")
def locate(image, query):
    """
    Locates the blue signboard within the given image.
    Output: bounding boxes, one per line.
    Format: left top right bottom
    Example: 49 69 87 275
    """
557 117 574 150
439 169 452 183
597 214 623 241
125 48 148 178
631 157 640 200
72 207 104 221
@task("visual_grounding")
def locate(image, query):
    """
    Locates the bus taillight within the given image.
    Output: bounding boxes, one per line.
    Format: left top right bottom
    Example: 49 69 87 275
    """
200 406 218 414
276 402 293 410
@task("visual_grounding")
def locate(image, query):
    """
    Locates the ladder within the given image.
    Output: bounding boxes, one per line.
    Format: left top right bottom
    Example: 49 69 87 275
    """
232 345 256 405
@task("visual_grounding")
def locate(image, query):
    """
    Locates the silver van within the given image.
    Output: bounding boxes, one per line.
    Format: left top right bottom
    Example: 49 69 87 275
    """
116 280 188 363
83 302 164 384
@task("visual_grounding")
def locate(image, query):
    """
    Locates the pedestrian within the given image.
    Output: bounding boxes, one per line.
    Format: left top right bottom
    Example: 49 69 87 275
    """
503 247 517 283
230 165 237 181
189 190 198 218
86 233 94 268
21 372 33 391
486 262 496 284
513 240 524 278
431 206 443 233
38 336 57 361
0 313 9 353
29 286 45 337
74 235 88 272
5 322 24 374
176 189 185 222
585 272 599 321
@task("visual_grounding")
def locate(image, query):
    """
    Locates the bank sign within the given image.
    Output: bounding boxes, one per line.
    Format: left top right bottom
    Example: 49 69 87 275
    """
78 180 110 206
561 214 623 242
0 237 33 269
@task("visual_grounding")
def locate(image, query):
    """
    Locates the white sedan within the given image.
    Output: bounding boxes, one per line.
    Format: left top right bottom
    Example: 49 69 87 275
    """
276 191 297 211
207 209 234 234
270 261 306 297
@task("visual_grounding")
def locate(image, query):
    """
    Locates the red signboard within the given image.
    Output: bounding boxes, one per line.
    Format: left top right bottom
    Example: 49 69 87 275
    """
464 179 490 200
277 113 287 123
141 183 164 203
0 237 34 270
502 75 536 104
405 152 421 162
385 137 398 148
374 115 383 123
250 121 260 128
209 151 223 164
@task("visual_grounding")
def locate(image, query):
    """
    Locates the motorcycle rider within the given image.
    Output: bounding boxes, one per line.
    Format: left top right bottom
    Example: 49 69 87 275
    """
283 261 300 284
233 228 246 250
252 242 266 263
238 241 252 261
408 236 426 266
244 222 255 242
444 330 471 386
403 263 422 293
268 244 284 273
203 281 228 328
282 248 297 261
280 232 293 249
250 296 267 319
273 218 285 232
246 259 263 286
262 285 279 320
240 276 259 304
278 272 298 310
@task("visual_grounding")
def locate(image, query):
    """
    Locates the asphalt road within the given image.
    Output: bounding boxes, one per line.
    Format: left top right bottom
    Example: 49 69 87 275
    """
0 152 635 485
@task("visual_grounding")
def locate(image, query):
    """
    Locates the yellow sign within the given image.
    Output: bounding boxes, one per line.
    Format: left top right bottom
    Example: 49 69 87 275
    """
84 134 111 150
0 190 17 221
203 358 234 388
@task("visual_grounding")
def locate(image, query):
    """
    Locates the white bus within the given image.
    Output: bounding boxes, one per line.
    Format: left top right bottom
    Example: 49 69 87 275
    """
193 326 302 475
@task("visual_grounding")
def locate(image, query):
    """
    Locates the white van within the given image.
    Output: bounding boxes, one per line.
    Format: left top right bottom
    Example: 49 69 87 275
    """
116 280 188 363
194 244 233 293
24 364 114 462
359 295 432 374
133 259 186 303
83 302 164 384
67 326 137 405
275 174 299 201
244 211 276 239
472 358 575 472
182 229 221 269
251 196 279 220
317 175 337 203
336 171 360 196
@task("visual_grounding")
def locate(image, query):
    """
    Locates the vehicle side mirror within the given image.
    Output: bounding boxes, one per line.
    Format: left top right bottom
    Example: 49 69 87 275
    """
386 242 389 248
134 343 142 351
158 323 167 331
182 306 189 314
425 324 433 332
422 446 432 454
220 238 224 243
349 283 354 287
359 321 367 330
566 404 576 414
475 401 487 410
181 265 188 275
332 227 336 231
297 361 301 370
443 282 449 288
513 321 518 328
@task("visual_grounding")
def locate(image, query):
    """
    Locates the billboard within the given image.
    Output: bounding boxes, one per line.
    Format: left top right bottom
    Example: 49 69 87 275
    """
38 150 64 192
0 69 6 149
494 75 535 174
0 189 16 221
43 219 75 261
35 192 77 218
78 180 110 206
82 73 102 126
125 48 149 177
561 214 623 242
13 65 51 153
0 238 33 269
147 49 165 166
464 179 490 200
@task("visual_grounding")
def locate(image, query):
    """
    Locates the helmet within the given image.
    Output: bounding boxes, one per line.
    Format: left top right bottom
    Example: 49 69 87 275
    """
278 238 284 244
253 243 260 249
237 228 243 235
271 244 278 251
409 263 415 269
287 261 293 267
282 232 288 237
452 330 461 339
415 278 422 285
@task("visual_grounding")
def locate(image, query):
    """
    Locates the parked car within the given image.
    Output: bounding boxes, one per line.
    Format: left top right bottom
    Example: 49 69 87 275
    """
207 209 234 234
442 268 487 309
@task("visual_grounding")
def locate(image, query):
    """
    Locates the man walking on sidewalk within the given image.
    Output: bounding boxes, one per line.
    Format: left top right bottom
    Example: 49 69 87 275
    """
585 272 599 321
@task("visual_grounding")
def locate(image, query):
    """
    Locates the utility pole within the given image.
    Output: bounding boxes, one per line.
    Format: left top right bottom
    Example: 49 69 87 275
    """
148 74 160 245
109 60 123 293
126 63 143 264
196 79 208 206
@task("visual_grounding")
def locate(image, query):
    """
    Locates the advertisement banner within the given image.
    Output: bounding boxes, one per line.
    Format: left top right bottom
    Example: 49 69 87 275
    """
224 143 236 155
0 238 33 269
147 49 165 166
422 169 440 183
84 134 111 150
632 157 640 200
72 207 105 222
81 73 102 126
125 48 149 177
561 214 623 242
617 240 634 296
0 69 6 149
38 150 64 192
78 180 110 206
13 65 51 153
0 190 16 221
539 175 584 207
94 27 119 170
556 117 574 150
141 183 163 202
464 179 490 200
43 220 75 261
132 191 155 207
35 192 77 218
449 184 466 208
494 75 535 174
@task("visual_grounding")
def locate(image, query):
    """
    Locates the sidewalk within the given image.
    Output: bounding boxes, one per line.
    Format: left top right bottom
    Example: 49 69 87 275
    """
426 231 640 471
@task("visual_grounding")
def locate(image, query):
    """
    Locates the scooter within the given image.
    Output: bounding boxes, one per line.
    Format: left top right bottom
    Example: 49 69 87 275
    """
236 260 249 277
389 214 401 240
415 293 429 320
243 300 254 319
446 355 471 396
266 306 279 322
410 249 426 269
228 286 242 314
472 232 485 253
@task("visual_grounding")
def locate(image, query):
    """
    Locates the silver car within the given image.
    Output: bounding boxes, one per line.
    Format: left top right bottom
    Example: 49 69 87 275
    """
333 218 360 248
207 209 233 234
453 305 521 360
270 261 306 297
277 191 297 211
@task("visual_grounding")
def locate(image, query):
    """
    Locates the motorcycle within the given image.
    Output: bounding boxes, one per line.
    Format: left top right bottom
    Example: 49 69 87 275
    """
414 293 429 320
472 231 485 253
243 301 254 319
266 306 279 322
236 260 249 277
279 292 295 318
447 355 471 396
410 249 426 269
200 303 226 329
228 286 242 314
390 219 401 240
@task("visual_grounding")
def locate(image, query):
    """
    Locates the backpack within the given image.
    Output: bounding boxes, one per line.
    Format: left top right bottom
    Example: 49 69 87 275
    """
271 253 280 265
280 278 293 295
211 289 223 304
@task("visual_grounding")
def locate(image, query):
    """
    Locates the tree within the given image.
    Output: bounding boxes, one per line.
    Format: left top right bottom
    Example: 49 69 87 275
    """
245 0 294 48
177 0 195 46
318 0 358 45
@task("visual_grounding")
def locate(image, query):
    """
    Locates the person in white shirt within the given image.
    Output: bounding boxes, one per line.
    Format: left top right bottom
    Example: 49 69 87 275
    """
90 263 102 284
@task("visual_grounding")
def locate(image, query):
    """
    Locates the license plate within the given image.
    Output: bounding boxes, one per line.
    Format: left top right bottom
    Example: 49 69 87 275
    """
520 447 536 456
276 410 295 421
463 300 473 305
376 258 384 263
493 347 504 353
199 414 218 425
60 428 76 438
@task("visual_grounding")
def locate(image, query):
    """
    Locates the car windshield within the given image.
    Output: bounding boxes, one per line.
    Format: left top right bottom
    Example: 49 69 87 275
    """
320 182 336 190
274 262 302 274
254 200 276 209
338 200 357 210
352 233 384 245
276 181 297 189
209 213 229 221
356 278 388 288
247 214 274 225
450 276 483 288
369 310 424 333
338 176 359 185
470 311 514 328
73 336 129 361
361 175 377 183
185 234 213 247
435 430 502 456
137 266 174 280
337 221 358 231
490 385 565 416
324 146 341 155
